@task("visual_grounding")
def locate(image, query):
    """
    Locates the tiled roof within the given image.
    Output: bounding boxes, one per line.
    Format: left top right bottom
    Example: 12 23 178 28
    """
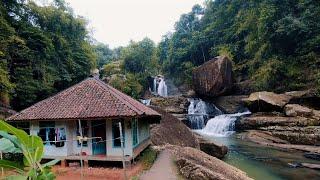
8 77 160 121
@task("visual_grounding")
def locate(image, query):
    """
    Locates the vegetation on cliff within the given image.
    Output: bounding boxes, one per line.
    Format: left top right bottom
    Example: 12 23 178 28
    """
158 0 320 92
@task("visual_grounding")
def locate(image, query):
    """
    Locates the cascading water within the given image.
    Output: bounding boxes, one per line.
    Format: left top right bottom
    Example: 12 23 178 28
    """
153 78 157 93
157 78 168 97
187 99 222 129
140 99 151 106
197 111 251 137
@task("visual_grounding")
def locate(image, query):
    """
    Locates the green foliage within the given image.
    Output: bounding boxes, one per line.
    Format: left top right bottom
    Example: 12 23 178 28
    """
94 43 114 68
0 0 96 110
108 73 143 99
251 58 287 91
139 147 157 170
159 0 320 92
0 120 59 179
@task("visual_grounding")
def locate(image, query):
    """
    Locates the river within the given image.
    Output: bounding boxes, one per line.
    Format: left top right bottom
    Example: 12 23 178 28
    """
199 134 320 180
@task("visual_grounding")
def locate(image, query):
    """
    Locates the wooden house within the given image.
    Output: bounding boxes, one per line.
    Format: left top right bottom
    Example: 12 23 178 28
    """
7 77 160 163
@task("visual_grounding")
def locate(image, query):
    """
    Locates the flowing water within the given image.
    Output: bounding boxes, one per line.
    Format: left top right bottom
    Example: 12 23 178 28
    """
199 111 251 137
187 99 222 129
190 100 320 179
157 78 168 97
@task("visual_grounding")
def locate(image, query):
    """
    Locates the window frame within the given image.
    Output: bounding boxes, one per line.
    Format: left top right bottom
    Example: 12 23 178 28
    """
132 118 139 147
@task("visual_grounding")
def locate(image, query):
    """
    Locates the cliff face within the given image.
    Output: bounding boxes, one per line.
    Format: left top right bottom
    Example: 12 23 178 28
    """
192 56 233 97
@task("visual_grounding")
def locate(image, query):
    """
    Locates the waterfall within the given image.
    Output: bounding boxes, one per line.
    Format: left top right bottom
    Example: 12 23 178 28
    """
187 99 222 129
197 111 251 137
157 78 168 97
140 99 151 106
153 78 157 93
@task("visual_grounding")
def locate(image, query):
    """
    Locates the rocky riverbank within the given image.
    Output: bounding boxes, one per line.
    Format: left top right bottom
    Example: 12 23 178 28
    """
149 105 252 179
236 90 320 156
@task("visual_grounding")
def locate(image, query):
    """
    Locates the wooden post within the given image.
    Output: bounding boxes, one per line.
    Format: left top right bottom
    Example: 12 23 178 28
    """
1 151 3 177
119 122 127 180
78 120 84 180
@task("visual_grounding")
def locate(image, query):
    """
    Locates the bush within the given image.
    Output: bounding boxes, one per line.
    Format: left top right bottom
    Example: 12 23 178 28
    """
252 58 287 91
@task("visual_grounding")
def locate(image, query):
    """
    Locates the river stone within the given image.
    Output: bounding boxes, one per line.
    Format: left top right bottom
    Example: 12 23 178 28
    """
243 91 291 112
284 104 313 117
167 145 253 180
192 56 233 97
197 136 228 159
236 115 320 130
285 89 320 110
304 153 320 161
301 163 320 170
212 95 248 114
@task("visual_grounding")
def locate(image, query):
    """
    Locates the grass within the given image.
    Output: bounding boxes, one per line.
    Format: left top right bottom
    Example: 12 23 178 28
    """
139 147 158 170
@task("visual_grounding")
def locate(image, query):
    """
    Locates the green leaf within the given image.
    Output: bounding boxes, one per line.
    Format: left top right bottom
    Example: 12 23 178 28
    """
0 121 29 149
0 138 21 153
0 131 22 150
0 159 24 174
5 175 28 180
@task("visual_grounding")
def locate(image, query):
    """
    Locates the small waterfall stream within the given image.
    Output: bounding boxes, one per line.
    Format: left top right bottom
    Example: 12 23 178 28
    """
187 98 250 136
157 78 168 97
187 99 222 129
198 111 251 137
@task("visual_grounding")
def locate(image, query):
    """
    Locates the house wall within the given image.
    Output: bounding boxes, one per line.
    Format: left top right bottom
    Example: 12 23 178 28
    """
138 118 150 143
106 119 133 157
30 121 68 157
28 118 150 158
70 120 93 156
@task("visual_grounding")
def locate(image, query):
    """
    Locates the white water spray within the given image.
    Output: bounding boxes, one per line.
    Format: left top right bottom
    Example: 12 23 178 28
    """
197 111 251 137
187 99 222 129
157 78 168 97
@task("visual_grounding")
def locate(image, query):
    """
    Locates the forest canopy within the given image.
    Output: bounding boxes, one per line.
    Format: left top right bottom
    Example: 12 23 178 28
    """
0 0 96 110
158 0 320 92
1 0 320 111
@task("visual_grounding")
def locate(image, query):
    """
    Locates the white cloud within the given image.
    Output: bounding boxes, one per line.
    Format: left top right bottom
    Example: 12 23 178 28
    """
61 0 203 48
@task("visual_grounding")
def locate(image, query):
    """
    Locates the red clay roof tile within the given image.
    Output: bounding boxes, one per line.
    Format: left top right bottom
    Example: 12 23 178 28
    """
7 77 160 121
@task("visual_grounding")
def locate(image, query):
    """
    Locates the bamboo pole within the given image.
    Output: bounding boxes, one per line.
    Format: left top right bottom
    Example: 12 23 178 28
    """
78 120 84 180
1 151 3 177
119 122 127 180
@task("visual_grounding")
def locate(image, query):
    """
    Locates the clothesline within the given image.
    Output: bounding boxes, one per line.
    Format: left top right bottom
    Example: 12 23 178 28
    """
42 136 121 143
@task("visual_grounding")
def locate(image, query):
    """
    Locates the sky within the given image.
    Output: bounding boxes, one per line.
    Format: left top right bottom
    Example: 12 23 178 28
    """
50 0 204 48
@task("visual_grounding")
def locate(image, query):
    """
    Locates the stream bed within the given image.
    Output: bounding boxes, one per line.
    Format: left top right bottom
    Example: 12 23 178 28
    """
201 134 320 180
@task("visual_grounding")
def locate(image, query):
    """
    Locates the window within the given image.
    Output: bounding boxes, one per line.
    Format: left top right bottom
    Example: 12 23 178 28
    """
10 122 30 134
112 119 125 147
76 120 89 147
132 119 138 147
38 121 55 145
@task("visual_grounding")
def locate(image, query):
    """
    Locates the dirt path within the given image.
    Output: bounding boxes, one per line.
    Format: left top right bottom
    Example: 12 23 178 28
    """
140 150 180 180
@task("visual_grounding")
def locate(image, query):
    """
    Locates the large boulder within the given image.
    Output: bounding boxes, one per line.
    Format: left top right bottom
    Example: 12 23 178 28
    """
167 145 252 180
150 106 200 148
198 138 228 159
236 114 320 130
192 56 233 97
243 91 291 112
284 104 313 117
212 95 248 114
285 89 320 110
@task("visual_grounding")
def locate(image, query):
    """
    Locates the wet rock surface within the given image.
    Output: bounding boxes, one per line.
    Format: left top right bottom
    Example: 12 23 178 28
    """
192 56 233 97
242 91 291 112
197 135 228 159
212 95 248 114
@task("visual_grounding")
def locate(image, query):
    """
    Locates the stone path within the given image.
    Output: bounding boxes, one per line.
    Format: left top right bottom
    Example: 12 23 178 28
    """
140 150 179 180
